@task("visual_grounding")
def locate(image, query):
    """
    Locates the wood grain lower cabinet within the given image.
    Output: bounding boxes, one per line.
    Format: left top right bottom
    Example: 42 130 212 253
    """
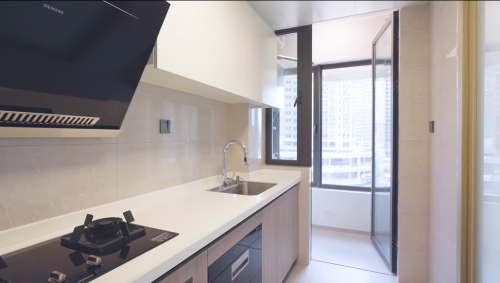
157 250 208 283
262 185 299 283
155 184 299 283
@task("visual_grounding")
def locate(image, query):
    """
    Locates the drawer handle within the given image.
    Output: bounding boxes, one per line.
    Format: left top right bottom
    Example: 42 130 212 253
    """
231 249 250 281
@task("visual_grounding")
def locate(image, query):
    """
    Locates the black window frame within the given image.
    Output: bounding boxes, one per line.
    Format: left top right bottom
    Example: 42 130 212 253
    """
312 59 373 192
265 25 312 167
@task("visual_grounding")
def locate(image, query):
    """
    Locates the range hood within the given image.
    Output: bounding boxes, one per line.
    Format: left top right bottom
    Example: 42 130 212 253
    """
0 1 170 137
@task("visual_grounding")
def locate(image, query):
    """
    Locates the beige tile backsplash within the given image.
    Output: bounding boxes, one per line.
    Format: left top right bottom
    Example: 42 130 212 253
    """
0 82 254 232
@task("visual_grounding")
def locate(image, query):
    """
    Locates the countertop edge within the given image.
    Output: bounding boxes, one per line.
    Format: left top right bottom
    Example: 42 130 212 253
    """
0 169 302 283
129 176 300 283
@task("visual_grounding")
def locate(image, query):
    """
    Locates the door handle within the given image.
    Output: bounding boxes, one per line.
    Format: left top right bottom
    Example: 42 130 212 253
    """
294 92 303 107
231 249 250 281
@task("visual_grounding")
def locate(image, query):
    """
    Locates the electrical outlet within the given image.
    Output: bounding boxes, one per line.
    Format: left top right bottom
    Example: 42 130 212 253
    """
160 119 170 134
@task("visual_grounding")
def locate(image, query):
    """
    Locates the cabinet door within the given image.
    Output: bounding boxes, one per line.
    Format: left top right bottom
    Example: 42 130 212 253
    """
282 185 299 277
158 250 207 283
262 185 299 283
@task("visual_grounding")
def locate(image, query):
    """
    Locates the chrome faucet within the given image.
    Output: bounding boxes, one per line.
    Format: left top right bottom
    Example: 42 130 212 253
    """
222 140 250 187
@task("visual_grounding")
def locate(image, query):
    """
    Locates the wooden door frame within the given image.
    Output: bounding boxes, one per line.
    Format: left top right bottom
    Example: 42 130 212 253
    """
459 1 478 283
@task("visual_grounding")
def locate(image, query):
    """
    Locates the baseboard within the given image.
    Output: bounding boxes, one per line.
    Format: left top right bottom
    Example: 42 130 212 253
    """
312 224 370 236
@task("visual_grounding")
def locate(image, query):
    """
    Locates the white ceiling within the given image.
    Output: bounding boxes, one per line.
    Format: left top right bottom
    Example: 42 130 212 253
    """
248 1 428 30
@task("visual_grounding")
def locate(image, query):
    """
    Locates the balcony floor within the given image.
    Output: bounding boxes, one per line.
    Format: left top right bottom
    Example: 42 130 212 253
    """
312 227 393 275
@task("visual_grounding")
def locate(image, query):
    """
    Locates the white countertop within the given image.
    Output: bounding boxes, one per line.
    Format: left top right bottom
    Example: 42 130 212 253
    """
0 169 301 282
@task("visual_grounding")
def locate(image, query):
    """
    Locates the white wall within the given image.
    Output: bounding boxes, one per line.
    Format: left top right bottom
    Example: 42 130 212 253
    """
151 1 277 107
428 2 461 283
312 188 371 232
312 12 388 64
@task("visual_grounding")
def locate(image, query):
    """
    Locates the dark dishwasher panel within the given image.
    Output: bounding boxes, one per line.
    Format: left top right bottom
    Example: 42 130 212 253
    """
212 249 261 283
209 225 262 283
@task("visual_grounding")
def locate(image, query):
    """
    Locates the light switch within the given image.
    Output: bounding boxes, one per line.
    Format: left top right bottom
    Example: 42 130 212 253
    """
160 120 170 134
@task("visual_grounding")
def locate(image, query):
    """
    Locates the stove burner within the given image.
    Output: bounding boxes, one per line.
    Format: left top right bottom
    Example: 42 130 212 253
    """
0 209 179 283
87 217 123 239
97 220 112 226
60 211 167 254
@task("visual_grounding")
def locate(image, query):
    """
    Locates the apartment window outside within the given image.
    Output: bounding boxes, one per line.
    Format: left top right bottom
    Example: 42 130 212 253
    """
317 63 373 190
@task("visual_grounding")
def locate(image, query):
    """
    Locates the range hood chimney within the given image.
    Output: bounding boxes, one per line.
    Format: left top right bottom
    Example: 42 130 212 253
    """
0 1 170 137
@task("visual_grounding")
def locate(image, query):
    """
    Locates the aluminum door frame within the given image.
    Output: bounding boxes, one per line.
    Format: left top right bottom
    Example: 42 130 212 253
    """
370 10 399 274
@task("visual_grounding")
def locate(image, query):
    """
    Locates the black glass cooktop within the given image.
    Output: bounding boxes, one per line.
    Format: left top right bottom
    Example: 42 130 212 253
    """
0 225 178 282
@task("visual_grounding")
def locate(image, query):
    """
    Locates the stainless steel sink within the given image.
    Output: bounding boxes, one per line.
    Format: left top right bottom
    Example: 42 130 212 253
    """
208 182 277 196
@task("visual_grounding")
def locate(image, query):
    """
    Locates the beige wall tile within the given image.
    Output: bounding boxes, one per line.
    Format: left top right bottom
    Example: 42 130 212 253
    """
0 201 12 231
400 66 429 105
24 144 118 213
400 141 428 178
398 248 428 283
230 108 250 141
214 106 231 142
118 90 191 143
399 177 428 215
117 142 190 199
401 3 429 32
0 83 236 232
190 140 224 181
149 90 192 143
399 213 428 252
0 147 65 227
400 103 429 141
401 29 429 68
191 101 215 142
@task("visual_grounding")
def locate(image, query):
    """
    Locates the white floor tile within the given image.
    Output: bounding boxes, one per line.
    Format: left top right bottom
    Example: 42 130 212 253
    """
348 268 398 283
312 228 393 275
285 260 350 283
285 260 398 283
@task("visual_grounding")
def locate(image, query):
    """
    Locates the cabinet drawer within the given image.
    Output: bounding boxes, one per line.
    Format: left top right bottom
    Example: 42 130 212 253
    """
212 247 262 283
207 212 262 266
156 250 207 283
209 225 262 283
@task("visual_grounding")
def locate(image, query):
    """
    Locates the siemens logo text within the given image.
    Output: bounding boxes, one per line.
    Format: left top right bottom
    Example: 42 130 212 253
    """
43 4 64 15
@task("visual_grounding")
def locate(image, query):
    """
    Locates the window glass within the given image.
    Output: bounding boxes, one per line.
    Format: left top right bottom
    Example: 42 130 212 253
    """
321 65 373 186
272 33 298 160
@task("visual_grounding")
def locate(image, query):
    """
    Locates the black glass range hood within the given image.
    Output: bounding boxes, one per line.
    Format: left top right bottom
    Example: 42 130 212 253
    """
0 1 170 137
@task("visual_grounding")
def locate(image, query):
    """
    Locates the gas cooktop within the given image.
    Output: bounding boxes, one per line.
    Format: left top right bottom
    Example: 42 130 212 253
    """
0 210 178 283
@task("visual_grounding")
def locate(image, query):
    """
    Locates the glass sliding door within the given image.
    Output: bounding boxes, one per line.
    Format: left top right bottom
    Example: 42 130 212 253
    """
371 10 399 274
477 1 500 281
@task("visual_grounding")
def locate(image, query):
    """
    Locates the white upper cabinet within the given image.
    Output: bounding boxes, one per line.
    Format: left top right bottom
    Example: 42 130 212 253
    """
141 1 277 107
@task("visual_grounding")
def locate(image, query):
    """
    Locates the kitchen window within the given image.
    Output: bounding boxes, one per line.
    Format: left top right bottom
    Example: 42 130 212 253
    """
266 25 312 166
